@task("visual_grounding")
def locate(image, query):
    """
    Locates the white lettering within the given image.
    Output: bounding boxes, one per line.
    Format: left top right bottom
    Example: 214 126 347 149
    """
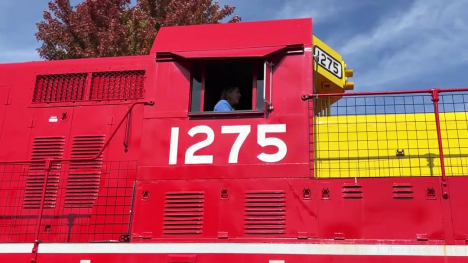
221 125 251 163
257 124 287 163
185 125 214 164
169 127 179 165
168 124 287 165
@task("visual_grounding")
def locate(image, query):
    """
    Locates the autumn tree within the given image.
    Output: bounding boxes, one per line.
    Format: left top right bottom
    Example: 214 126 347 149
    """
35 0 241 60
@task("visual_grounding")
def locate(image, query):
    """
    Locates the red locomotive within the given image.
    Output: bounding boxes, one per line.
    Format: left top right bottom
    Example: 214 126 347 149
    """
0 18 467 263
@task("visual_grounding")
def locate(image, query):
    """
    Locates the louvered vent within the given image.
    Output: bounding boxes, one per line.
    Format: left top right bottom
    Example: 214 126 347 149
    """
393 184 414 199
64 135 105 208
33 73 87 103
89 70 145 100
23 137 65 209
244 191 286 235
163 192 204 235
342 184 363 199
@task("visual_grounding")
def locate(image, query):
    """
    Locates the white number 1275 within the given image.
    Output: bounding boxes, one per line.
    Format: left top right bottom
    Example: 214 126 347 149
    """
168 124 287 165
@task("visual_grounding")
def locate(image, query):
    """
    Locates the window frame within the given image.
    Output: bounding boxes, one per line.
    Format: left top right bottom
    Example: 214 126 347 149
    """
187 57 269 119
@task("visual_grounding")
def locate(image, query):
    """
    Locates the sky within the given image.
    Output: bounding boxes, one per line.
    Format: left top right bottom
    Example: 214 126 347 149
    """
1 0 468 92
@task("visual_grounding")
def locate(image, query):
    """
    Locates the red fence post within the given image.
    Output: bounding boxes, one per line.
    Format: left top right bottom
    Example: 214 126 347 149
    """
34 159 52 242
31 159 52 263
430 89 447 183
309 98 315 178
432 89 455 244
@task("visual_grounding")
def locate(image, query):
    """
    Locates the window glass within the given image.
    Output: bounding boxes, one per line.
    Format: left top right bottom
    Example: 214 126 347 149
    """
189 59 265 113
256 63 265 110
204 61 253 111
190 66 203 112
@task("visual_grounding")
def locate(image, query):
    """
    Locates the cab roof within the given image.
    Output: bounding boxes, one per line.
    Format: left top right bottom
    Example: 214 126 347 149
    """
150 18 312 56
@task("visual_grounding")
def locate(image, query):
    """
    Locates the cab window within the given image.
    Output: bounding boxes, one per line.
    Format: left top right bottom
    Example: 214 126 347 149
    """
189 59 265 113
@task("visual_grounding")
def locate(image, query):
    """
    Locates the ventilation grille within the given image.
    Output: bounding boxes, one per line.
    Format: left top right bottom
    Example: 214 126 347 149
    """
23 137 65 209
342 184 363 199
393 184 414 199
90 70 145 100
33 73 87 103
163 192 204 235
64 135 105 208
244 191 286 235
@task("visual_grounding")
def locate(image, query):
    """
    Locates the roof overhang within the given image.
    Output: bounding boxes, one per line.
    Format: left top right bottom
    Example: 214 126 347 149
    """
169 46 287 59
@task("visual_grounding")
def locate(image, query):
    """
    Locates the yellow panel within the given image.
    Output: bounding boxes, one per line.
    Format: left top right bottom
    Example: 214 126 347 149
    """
314 112 468 178
312 35 354 98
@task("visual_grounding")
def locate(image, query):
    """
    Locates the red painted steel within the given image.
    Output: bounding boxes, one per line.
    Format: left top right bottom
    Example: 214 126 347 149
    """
170 46 286 58
431 89 447 182
150 18 311 54
0 18 467 263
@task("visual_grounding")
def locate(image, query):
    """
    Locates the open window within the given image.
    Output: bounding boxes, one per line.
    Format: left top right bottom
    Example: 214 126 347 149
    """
162 45 289 117
189 59 267 115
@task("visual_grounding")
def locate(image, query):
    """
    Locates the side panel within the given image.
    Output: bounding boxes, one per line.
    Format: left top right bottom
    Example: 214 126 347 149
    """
0 91 33 162
140 53 311 180
362 178 444 241
37 106 114 243
27 108 74 243
317 179 363 239
447 177 468 242
139 115 309 180
130 179 318 241
318 178 444 241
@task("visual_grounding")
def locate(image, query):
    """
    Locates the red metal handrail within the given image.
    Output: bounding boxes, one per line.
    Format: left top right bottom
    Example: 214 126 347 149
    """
430 90 447 182
301 87 468 100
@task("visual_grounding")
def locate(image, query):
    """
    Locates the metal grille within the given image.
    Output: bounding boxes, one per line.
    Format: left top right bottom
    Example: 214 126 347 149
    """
65 135 105 208
439 92 468 176
313 94 441 178
244 191 285 235
33 73 87 103
0 161 136 243
23 137 65 209
0 164 36 242
90 70 146 100
311 90 468 178
163 192 204 235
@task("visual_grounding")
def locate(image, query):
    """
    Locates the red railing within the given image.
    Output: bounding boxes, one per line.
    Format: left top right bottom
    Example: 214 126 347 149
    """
303 88 468 180
0 161 137 243
0 101 154 244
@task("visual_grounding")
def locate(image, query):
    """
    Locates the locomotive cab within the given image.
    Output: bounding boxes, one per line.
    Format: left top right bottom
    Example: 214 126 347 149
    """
140 18 317 180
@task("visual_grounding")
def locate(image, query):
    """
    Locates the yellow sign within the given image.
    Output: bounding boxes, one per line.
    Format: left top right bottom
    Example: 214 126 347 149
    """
312 35 354 92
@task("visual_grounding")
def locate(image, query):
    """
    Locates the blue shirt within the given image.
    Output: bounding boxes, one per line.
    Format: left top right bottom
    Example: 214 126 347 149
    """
214 100 233 111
